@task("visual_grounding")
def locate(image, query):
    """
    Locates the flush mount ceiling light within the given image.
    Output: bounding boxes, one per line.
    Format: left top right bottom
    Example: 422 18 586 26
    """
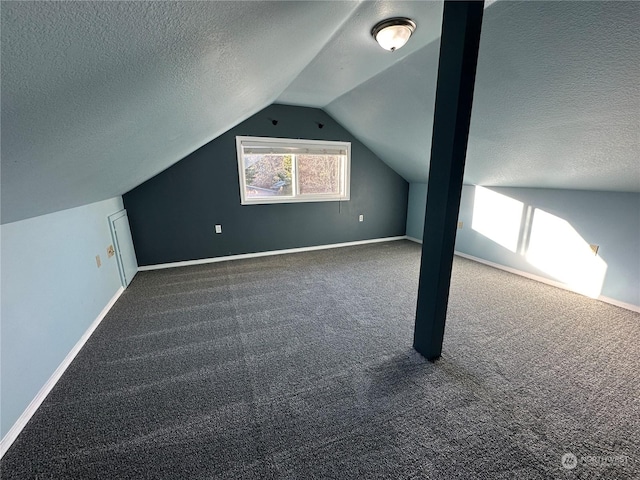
371 17 416 52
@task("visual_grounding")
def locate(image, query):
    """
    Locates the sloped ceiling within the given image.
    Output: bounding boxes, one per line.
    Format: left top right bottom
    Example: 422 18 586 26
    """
2 1 638 224
326 1 640 192
1 1 364 224
277 1 444 107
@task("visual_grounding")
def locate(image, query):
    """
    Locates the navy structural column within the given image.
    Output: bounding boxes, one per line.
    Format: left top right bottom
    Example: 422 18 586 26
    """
413 1 484 360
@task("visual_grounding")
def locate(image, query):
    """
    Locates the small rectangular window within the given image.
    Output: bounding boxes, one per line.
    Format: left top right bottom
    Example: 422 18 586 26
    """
236 136 351 205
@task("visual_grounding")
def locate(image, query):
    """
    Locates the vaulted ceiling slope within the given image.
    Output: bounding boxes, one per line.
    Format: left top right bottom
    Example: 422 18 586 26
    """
326 1 640 192
2 1 638 224
1 0 444 224
1 1 366 224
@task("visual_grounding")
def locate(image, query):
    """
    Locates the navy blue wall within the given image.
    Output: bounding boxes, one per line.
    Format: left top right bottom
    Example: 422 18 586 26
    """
124 104 408 266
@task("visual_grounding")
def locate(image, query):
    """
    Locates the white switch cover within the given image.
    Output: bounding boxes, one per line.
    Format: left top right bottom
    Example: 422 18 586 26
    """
215 225 222 234
359 215 364 222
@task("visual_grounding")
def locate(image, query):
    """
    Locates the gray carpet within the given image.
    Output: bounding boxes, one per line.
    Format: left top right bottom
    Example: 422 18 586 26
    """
2 240 638 479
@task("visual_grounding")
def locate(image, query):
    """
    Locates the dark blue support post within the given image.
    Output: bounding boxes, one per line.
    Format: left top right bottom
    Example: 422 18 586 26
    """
413 1 484 360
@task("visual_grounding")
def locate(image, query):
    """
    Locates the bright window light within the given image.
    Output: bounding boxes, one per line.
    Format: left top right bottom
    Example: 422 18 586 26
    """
471 186 524 252
236 136 350 205
526 208 607 298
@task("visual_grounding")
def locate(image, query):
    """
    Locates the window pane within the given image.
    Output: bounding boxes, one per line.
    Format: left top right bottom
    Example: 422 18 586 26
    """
244 154 293 198
237 136 350 205
297 155 342 195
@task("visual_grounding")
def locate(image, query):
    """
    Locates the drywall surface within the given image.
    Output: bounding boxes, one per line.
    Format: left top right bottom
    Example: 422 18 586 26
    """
1 1 362 224
327 1 640 191
406 183 428 240
277 1 443 108
0 197 130 438
4 1 637 226
407 184 640 306
123 104 408 266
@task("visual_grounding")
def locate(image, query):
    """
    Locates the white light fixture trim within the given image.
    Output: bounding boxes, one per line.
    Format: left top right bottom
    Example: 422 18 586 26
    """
371 17 416 52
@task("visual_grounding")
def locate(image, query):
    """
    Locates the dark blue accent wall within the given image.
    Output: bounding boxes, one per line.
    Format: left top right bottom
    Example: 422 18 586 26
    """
123 104 408 266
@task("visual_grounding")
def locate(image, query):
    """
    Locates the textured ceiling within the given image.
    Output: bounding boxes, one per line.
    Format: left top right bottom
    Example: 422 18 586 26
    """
326 1 640 192
1 1 361 224
277 0 443 108
2 1 639 224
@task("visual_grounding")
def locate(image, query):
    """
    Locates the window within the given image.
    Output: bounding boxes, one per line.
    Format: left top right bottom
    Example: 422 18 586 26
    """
236 136 351 205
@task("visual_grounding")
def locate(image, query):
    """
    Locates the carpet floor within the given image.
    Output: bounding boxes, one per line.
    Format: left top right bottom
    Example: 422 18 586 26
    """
2 240 638 479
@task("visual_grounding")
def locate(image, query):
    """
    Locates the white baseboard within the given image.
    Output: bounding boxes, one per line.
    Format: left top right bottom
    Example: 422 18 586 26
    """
454 251 640 313
403 237 638 312
138 236 409 271
596 295 640 313
0 286 125 459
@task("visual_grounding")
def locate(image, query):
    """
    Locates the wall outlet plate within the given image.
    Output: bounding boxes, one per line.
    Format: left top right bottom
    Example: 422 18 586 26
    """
359 214 364 222
457 221 463 229
215 224 222 234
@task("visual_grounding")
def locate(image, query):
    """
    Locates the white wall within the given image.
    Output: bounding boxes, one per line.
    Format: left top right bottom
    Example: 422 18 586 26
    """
1 197 133 439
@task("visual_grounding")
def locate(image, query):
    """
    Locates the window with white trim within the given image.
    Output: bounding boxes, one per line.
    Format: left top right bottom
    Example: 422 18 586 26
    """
236 136 351 205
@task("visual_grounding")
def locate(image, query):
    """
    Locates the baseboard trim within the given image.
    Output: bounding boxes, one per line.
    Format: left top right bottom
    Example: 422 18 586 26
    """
590 295 640 313
138 236 409 271
328 236 638 312
0 286 125 459
454 251 640 313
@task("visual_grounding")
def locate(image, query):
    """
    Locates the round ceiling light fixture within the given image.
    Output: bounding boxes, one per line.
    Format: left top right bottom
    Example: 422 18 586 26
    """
371 17 416 52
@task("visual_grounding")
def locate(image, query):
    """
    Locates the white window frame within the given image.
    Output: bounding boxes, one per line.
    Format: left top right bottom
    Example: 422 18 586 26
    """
236 136 351 205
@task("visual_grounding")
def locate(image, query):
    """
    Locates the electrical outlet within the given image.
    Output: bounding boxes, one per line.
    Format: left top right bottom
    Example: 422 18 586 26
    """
457 221 463 229
590 244 599 255
107 245 115 258
359 214 364 222
215 224 222 234
95 255 101 268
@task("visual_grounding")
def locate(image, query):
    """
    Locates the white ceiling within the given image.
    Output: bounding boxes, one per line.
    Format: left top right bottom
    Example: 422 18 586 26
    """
326 0 640 191
2 1 638 224
1 1 363 224
277 1 444 107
